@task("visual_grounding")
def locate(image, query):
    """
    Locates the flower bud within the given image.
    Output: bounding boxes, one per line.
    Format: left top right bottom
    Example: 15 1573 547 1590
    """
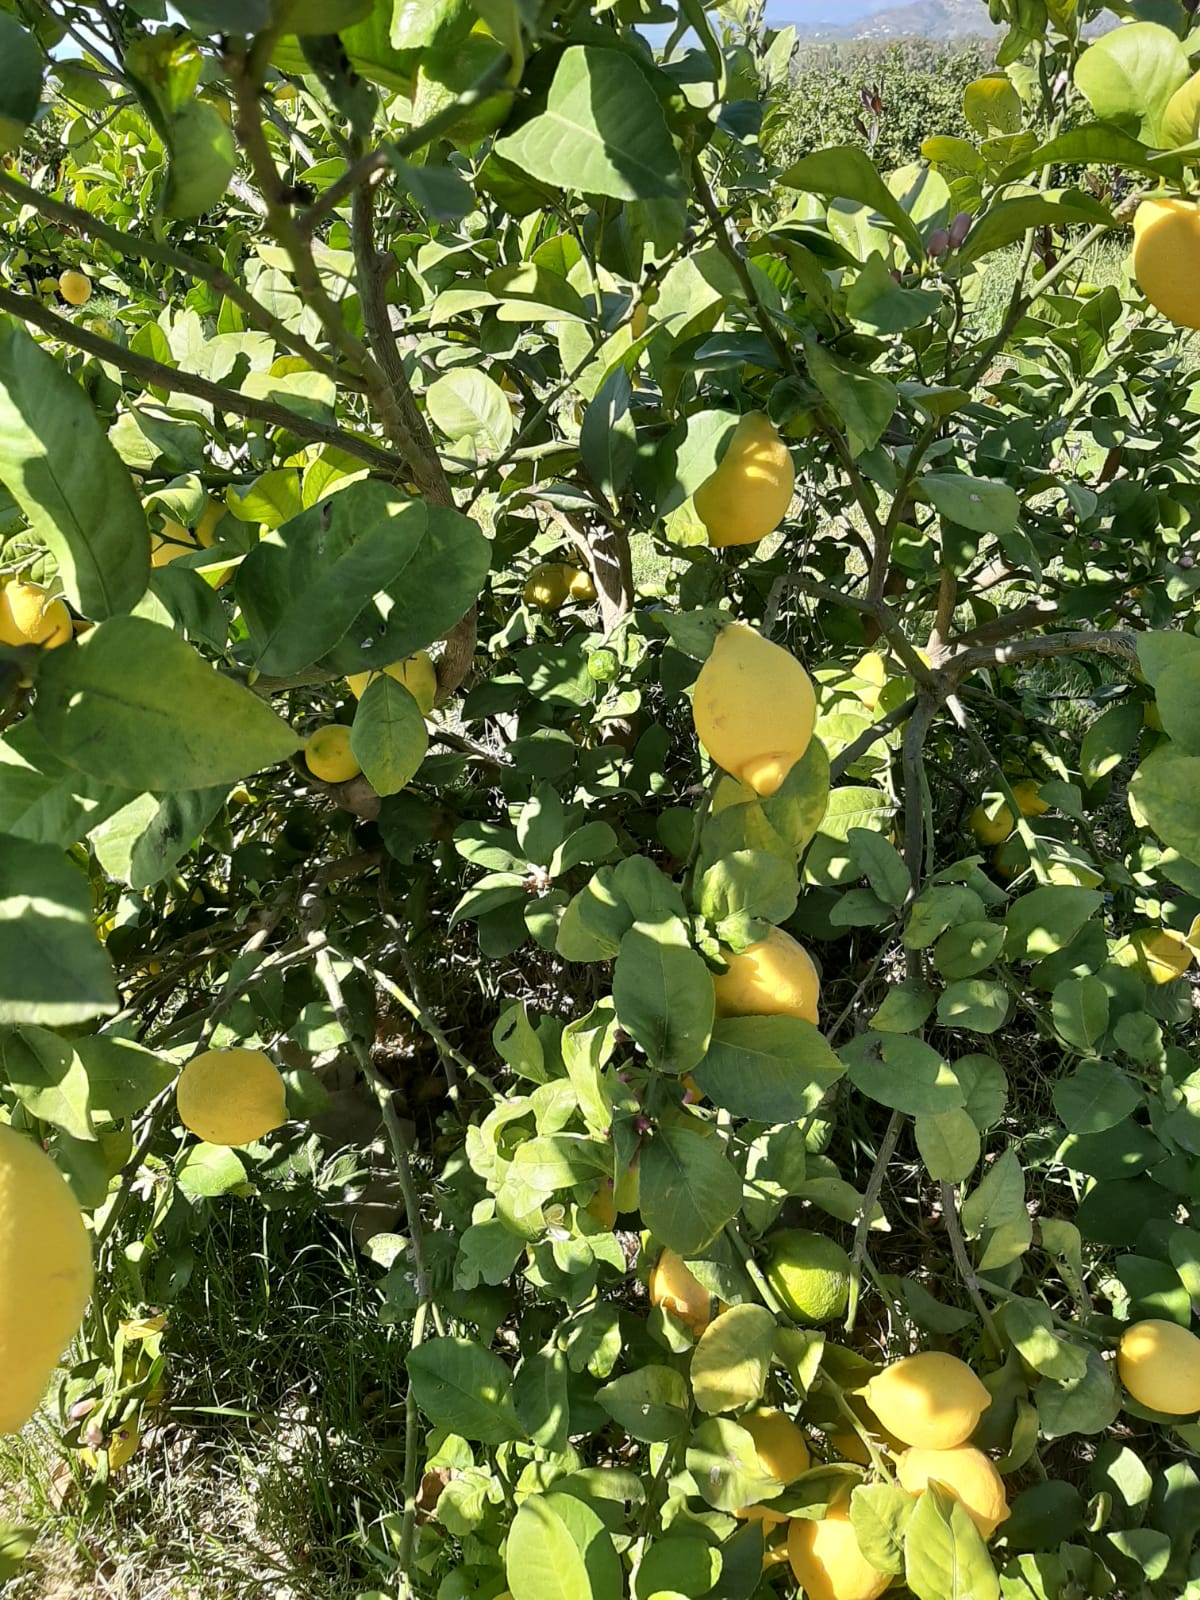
926 228 951 259
949 210 973 247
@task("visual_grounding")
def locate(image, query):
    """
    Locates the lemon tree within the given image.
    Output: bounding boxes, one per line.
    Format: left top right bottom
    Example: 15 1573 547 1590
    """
0 2 1199 1597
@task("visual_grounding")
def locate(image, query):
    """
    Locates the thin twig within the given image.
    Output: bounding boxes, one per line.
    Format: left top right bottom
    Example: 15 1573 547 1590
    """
939 1180 1002 1358
845 1109 904 1334
829 696 917 782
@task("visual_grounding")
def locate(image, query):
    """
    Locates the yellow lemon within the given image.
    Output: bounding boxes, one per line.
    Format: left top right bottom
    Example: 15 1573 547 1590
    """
304 725 360 784
523 562 571 611
648 1248 715 1335
82 1423 140 1472
692 622 815 796
176 1048 288 1146
787 1509 891 1600
712 926 820 1024
1012 779 1049 817
0 580 72 648
585 1180 617 1229
347 652 437 715
1132 199 1200 330
862 1352 989 1449
150 516 199 568
630 299 649 339
742 1407 811 1483
565 565 596 603
0 1123 94 1433
1130 927 1194 985
970 803 1014 847
852 651 887 710
736 1501 789 1529
1118 1319 1200 1414
896 1445 1010 1537
694 413 795 548
58 269 92 306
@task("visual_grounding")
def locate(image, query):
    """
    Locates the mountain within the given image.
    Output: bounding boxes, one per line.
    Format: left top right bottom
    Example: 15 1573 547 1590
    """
789 0 1118 42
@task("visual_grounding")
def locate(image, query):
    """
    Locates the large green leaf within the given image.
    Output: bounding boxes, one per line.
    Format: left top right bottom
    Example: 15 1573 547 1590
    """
33 618 299 792
1130 745 1200 863
903 1484 999 1600
997 123 1178 184
236 481 489 677
960 193 1113 263
0 1024 94 1140
0 319 148 618
841 1033 965 1115
0 15 43 151
779 145 923 258
0 720 125 848
640 1118 741 1254
0 837 116 1025
1073 21 1189 146
1004 888 1103 962
597 1365 690 1442
406 1336 523 1445
91 786 228 888
690 1303 777 1415
351 675 428 797
805 340 897 458
427 370 513 453
611 922 713 1074
918 473 1020 535
691 1017 845 1122
506 1496 591 1600
496 46 683 202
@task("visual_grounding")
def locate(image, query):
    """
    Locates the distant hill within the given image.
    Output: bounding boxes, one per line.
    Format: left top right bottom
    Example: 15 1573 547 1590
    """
790 0 1119 42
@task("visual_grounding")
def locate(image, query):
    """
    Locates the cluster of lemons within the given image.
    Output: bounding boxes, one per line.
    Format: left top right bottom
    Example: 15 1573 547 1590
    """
303 650 438 785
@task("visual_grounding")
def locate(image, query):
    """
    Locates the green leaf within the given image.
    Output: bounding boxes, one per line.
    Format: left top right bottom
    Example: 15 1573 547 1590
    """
849 827 910 908
0 836 116 1025
961 1148 1031 1269
779 145 922 258
1052 1060 1141 1135
1050 977 1109 1054
597 1365 690 1442
580 365 637 503
933 921 1005 981
496 46 683 202
1001 1298 1088 1383
1130 745 1200 862
91 787 227 889
542 1492 622 1600
959 193 1112 263
998 123 1172 185
406 1336 524 1445
1080 699 1143 787
0 16 43 152
640 1118 741 1254
850 1482 914 1578
513 1348 570 1453
805 340 897 458
903 1483 1000 1600
691 1017 845 1122
870 979 935 1033
686 1418 782 1513
842 1033 964 1116
351 676 428 797
905 885 985 948
163 100 235 218
963 73 1023 136
505 1497 591 1600
691 1303 777 1415
1154 651 1200 755
846 254 941 335
0 319 149 618
487 263 591 322
0 1025 93 1140
1005 888 1103 961
0 720 125 849
918 472 1020 535
1073 22 1189 145
914 1109 981 1184
698 851 799 937
33 618 299 792
1035 1348 1120 1439
427 369 513 453
612 923 713 1075
634 1537 722 1600
936 978 1010 1034
74 1035 174 1119
236 481 489 678
176 1141 247 1197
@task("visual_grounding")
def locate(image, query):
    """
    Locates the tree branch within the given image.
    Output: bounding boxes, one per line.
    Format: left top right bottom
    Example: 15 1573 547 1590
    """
0 286 405 474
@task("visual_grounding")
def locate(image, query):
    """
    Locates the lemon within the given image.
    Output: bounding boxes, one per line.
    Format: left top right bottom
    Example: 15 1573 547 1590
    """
1117 1319 1200 1414
1132 199 1200 330
630 299 649 339
565 566 596 603
614 1165 640 1214
764 1231 852 1325
862 1352 989 1449
852 651 887 710
0 1123 94 1433
787 1509 891 1600
523 562 571 611
742 1407 811 1483
648 1248 715 1335
897 1445 1010 1537
694 413 795 548
347 651 438 715
150 516 199 569
0 580 72 648
693 623 816 796
1129 927 1194 986
712 926 820 1024
304 725 361 784
969 802 1014 847
1011 779 1048 817
58 269 92 306
176 1048 288 1146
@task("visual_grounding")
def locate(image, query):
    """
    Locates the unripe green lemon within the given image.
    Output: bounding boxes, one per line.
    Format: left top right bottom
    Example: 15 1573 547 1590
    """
764 1230 852 1325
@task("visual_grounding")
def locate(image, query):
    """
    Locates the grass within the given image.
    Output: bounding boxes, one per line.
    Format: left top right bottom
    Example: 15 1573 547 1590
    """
2 1203 409 1600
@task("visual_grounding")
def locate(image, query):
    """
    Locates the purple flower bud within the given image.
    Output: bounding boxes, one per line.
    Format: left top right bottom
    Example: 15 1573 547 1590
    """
926 228 951 259
949 211 973 247
635 1115 652 1135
